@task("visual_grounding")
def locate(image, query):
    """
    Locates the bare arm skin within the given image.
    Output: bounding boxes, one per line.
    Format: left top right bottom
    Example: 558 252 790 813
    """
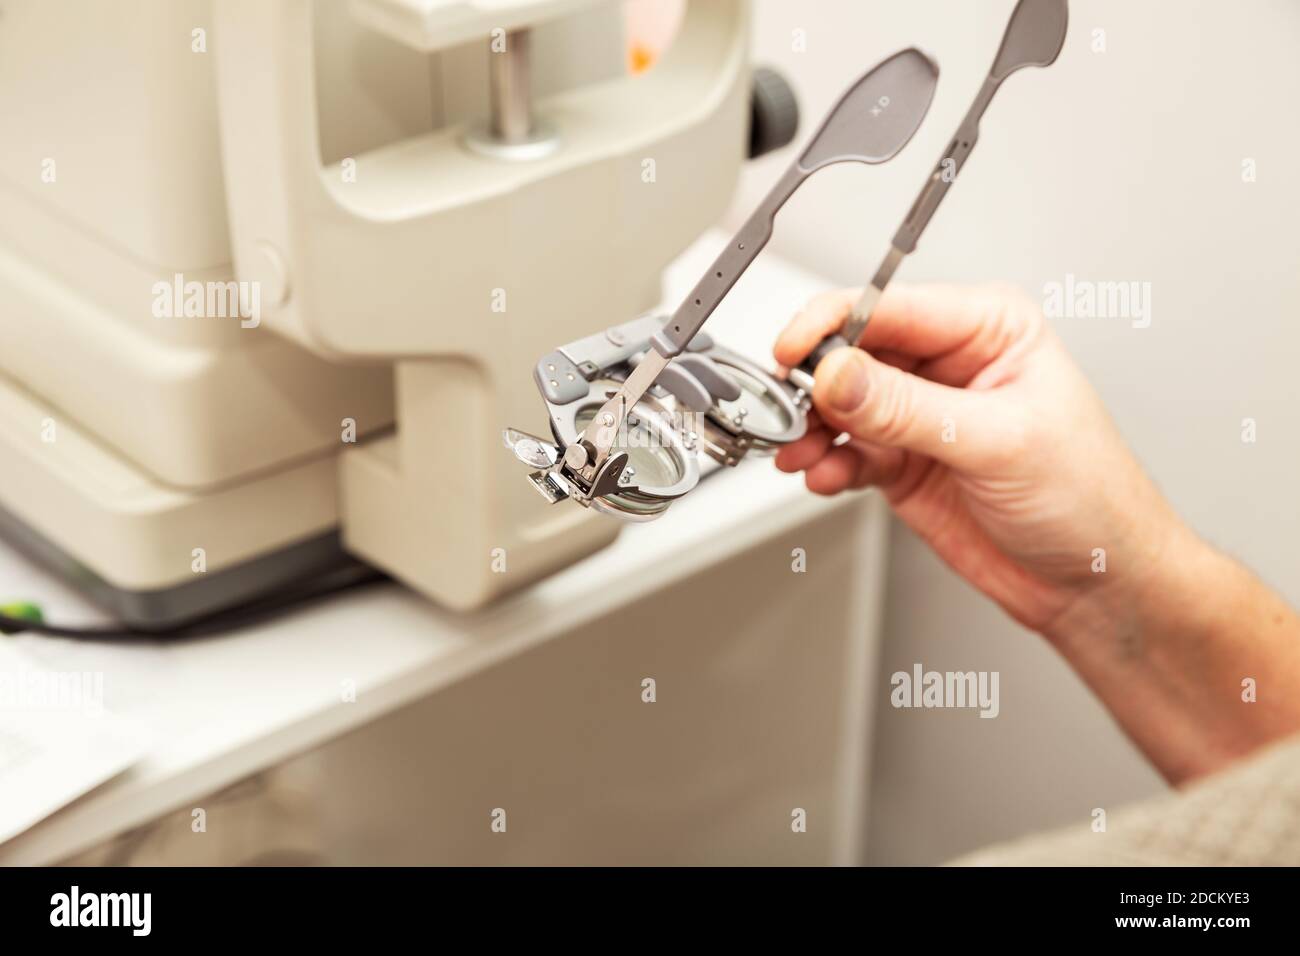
774 283 1300 784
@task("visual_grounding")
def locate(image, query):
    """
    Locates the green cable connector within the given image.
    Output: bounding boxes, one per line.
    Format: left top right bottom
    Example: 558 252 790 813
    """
0 600 44 633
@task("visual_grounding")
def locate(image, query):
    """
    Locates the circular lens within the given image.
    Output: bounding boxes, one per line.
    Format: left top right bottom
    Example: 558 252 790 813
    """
702 350 805 447
543 378 699 520
574 405 688 493
589 491 672 522
713 365 795 438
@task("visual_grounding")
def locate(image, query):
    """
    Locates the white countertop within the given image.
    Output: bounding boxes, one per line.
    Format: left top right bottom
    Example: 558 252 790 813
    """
0 232 855 865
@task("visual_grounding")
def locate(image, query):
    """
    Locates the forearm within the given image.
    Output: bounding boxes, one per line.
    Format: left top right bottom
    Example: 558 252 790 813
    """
1045 527 1300 784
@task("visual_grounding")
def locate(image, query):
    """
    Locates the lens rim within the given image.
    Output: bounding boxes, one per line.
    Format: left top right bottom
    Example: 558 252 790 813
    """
547 380 700 501
704 346 807 447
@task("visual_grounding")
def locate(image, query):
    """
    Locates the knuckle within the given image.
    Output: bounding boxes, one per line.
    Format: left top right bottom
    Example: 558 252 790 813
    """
984 281 1037 325
977 282 1044 353
981 280 1033 311
807 288 857 323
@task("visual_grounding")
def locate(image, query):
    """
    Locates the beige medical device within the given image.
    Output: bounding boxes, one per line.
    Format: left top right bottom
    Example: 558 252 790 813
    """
0 0 795 626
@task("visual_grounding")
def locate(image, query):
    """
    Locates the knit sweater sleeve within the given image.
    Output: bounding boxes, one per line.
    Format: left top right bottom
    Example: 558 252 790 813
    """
948 734 1300 866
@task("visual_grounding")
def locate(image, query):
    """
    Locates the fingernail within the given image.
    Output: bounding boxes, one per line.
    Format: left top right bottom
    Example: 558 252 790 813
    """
826 353 867 411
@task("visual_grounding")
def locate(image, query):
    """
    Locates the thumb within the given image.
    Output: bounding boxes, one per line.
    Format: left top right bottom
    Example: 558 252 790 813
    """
812 348 1005 469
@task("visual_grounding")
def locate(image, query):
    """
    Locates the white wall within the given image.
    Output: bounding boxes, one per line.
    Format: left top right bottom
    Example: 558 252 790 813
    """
725 0 1300 863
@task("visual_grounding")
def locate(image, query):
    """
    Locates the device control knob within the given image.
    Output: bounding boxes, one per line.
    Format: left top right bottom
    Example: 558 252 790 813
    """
748 66 799 159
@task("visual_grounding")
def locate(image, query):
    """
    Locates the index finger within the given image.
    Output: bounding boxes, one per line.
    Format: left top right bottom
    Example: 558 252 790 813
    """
773 282 1023 369
772 288 860 369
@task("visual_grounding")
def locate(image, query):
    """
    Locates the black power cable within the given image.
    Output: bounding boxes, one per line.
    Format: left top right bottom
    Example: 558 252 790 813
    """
0 565 388 642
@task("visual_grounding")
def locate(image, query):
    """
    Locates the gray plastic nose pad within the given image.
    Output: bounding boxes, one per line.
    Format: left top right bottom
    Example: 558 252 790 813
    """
534 350 588 405
628 351 712 412
685 331 713 352
676 354 741 403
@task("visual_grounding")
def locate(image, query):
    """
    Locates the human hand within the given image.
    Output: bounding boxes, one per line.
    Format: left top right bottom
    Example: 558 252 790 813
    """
773 283 1187 636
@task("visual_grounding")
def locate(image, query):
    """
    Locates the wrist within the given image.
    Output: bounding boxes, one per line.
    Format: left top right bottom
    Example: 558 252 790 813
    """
1040 521 1300 782
1045 515 1211 650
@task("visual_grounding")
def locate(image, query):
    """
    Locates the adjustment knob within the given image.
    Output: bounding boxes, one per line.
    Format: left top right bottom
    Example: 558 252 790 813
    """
748 66 799 159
